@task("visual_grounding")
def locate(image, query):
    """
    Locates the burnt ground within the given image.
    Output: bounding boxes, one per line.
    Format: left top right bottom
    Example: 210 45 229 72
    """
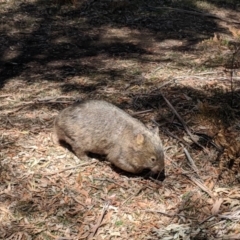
0 0 240 239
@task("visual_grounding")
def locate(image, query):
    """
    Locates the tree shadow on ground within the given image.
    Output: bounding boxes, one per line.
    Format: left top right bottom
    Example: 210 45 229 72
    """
0 1 240 238
1 0 238 88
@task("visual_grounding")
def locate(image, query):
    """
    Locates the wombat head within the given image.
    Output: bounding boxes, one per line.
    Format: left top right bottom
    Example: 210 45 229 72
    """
128 127 164 174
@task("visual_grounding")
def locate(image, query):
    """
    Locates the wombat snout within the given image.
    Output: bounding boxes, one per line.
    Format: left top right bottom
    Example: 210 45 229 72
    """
54 100 164 175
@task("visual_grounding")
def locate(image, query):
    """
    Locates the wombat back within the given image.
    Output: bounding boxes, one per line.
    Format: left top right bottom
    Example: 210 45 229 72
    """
54 100 164 174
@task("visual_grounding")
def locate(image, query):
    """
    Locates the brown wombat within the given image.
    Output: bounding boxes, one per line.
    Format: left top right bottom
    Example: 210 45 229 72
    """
54 100 164 174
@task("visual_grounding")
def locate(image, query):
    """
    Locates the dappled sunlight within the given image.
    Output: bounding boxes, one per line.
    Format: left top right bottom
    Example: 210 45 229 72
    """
0 0 240 239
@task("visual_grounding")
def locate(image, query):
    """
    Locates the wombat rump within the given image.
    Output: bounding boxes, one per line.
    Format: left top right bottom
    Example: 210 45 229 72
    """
54 100 164 174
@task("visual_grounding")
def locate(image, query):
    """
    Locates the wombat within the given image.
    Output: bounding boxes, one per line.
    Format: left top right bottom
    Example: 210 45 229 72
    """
54 100 164 174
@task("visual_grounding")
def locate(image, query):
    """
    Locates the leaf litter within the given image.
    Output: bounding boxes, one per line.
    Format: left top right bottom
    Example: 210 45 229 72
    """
0 0 240 239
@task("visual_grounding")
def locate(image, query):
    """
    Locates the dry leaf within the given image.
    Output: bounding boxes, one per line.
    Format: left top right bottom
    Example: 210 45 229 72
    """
76 172 83 186
211 198 223 215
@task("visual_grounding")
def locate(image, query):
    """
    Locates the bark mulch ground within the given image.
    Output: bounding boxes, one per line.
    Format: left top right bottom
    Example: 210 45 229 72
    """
1 0 240 239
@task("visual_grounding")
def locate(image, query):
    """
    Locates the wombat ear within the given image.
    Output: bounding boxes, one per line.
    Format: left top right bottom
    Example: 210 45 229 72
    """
152 126 159 135
136 134 145 145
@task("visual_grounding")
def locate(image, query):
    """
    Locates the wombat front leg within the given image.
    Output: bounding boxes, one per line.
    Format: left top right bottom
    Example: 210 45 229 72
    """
109 155 138 173
72 146 89 161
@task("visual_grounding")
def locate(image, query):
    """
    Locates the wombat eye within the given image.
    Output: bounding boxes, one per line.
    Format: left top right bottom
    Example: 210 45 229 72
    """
151 157 156 162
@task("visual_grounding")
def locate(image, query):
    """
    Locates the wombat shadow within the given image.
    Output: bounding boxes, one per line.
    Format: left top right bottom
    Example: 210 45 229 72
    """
111 165 165 182
59 140 165 182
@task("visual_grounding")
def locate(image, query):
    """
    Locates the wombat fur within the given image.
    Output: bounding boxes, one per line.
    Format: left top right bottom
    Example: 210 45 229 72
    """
54 100 164 174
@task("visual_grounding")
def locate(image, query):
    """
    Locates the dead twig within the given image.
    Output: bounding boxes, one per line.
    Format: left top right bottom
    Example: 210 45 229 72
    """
160 93 208 153
199 215 216 225
184 174 215 199
154 123 191 148
149 177 164 185
174 75 240 82
184 148 200 176
219 210 240 221
144 210 191 219
88 202 110 239
45 232 73 240
121 187 146 206
42 160 98 176
194 71 223 76
229 46 240 106
198 205 239 225
131 109 153 116
36 96 75 102
0 94 11 98
4 96 75 115
169 152 215 198
94 178 128 189
154 79 176 90
37 100 72 104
